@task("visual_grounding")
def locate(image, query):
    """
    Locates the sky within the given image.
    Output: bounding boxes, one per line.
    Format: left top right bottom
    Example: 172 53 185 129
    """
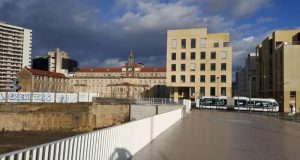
0 0 299 73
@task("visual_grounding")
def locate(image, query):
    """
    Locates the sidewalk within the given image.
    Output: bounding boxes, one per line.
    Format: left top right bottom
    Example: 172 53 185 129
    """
133 110 300 160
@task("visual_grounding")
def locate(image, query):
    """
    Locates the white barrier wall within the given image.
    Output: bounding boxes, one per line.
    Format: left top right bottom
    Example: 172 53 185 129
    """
32 93 55 103
0 108 182 160
88 93 97 102
0 92 98 103
0 92 6 102
79 92 89 102
7 92 31 102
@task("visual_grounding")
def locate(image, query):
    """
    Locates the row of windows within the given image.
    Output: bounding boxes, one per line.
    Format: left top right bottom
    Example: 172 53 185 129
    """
171 51 226 60
171 75 227 83
171 63 226 71
198 87 227 96
171 38 230 49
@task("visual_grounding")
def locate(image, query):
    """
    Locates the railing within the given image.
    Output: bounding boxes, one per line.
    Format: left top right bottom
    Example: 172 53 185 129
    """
135 98 175 105
0 108 182 160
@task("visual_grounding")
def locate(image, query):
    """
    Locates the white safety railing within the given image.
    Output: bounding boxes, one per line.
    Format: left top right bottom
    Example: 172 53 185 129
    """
0 108 182 160
135 98 175 105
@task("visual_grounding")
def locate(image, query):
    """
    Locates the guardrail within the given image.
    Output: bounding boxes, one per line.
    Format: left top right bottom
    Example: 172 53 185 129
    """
0 108 182 160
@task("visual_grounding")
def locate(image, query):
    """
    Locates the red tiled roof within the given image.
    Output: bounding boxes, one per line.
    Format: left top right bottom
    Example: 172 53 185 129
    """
140 68 166 72
26 68 66 78
78 68 122 72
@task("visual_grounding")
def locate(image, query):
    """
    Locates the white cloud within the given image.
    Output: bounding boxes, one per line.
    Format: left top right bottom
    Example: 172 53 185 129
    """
114 1 234 33
103 58 127 67
183 0 272 18
242 36 255 42
233 0 271 17
257 17 277 24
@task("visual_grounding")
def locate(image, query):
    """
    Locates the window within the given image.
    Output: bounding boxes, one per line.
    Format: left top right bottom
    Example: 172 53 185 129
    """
221 63 226 71
200 87 205 96
171 75 176 82
190 75 195 83
210 87 216 96
221 75 226 83
221 51 227 59
181 64 186 71
223 42 230 47
191 52 196 60
181 75 185 83
214 42 219 48
181 52 186 60
210 63 216 71
200 63 205 71
171 39 177 49
181 39 186 48
210 75 216 82
211 52 216 59
200 75 205 82
221 87 226 96
191 38 196 48
190 63 196 71
200 38 206 48
171 53 176 60
171 64 176 71
200 52 206 59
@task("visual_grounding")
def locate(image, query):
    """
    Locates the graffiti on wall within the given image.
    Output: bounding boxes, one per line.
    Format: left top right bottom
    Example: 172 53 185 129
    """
0 92 98 103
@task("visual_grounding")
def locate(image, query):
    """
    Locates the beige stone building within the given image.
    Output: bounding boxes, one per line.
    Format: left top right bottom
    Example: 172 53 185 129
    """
166 28 232 101
69 51 168 98
17 67 70 92
256 29 300 112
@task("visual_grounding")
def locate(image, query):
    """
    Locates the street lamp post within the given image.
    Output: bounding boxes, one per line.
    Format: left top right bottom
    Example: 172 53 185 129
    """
249 75 266 115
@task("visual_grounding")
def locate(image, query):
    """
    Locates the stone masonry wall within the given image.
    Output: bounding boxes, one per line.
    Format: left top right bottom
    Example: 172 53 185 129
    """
0 103 129 131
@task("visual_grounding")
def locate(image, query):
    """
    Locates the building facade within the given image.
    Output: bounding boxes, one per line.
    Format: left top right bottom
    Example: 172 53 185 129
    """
70 51 168 99
17 67 70 92
256 29 300 112
0 22 32 91
235 53 258 97
166 28 232 101
32 48 79 75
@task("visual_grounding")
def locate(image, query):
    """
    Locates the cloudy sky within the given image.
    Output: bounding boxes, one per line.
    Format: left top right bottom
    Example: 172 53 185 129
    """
0 0 299 72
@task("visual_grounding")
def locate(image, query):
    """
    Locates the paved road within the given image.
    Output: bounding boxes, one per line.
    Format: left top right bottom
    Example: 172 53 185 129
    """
133 110 300 160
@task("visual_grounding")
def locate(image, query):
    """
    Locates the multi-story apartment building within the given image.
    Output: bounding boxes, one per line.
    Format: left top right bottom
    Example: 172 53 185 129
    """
0 22 32 91
256 29 300 112
70 51 168 98
32 48 79 76
235 53 258 97
166 28 232 101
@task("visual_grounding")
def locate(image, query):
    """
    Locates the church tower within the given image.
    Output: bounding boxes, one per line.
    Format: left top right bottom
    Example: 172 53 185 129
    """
128 49 135 67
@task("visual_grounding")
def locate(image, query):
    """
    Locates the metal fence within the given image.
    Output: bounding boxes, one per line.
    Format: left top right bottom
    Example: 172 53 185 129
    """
0 108 182 160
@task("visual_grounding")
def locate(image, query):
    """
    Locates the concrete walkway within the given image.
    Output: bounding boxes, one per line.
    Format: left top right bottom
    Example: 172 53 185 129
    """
133 110 300 160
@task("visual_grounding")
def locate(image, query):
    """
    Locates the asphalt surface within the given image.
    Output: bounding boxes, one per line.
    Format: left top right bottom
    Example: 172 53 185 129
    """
133 110 300 160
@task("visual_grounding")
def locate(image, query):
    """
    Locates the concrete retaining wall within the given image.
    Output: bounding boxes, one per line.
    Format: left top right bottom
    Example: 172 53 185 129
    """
0 103 129 132
130 104 181 120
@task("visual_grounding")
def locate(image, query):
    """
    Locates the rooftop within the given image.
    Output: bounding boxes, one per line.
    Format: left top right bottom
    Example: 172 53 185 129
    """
26 68 66 78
